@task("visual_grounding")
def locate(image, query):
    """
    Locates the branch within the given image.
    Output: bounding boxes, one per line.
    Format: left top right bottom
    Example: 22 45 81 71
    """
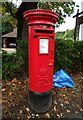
6 2 16 18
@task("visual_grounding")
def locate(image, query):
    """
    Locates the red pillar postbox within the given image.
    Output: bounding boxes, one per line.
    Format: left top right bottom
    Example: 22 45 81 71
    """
23 9 58 113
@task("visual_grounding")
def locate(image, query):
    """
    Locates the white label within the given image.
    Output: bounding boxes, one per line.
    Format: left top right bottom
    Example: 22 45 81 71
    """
39 38 48 54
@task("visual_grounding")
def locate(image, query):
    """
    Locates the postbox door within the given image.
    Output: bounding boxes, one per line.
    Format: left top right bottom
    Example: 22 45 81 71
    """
38 36 54 92
29 35 54 92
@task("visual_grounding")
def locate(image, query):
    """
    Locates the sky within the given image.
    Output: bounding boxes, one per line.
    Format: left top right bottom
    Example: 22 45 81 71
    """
12 0 83 32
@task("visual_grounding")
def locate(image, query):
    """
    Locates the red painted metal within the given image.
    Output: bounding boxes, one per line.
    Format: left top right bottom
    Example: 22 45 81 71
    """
23 9 58 93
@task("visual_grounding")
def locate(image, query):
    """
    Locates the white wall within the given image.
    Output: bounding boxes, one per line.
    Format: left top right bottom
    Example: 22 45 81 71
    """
79 1 83 40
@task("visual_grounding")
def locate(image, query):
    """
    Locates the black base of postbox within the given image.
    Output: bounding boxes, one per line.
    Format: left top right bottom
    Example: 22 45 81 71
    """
28 90 52 114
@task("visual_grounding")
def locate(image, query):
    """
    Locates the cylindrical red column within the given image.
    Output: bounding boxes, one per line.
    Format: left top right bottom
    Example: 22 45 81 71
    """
24 9 58 113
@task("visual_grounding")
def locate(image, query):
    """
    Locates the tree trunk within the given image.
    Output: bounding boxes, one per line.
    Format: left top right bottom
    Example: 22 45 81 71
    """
16 2 38 41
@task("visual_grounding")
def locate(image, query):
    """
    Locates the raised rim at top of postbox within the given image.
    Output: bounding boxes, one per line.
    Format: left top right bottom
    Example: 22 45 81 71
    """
23 9 59 26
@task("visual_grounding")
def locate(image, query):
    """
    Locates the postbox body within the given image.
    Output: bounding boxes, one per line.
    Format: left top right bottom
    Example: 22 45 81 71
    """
24 9 58 93
28 25 54 93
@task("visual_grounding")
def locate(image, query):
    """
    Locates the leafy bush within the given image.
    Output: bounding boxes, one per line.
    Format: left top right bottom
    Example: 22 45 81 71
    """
16 40 28 76
2 21 13 35
72 41 83 72
2 40 28 80
2 51 19 80
54 39 83 73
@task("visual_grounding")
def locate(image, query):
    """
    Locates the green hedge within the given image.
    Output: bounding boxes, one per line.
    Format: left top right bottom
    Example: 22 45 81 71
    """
2 40 28 80
2 51 19 80
54 39 83 73
2 39 83 80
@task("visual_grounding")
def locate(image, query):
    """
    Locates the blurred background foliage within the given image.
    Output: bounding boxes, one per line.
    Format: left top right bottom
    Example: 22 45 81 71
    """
56 29 74 40
2 2 17 35
38 1 75 26
2 1 76 34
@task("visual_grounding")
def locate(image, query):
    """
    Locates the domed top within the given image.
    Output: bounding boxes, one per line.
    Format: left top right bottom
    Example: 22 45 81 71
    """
23 9 59 26
24 9 59 20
